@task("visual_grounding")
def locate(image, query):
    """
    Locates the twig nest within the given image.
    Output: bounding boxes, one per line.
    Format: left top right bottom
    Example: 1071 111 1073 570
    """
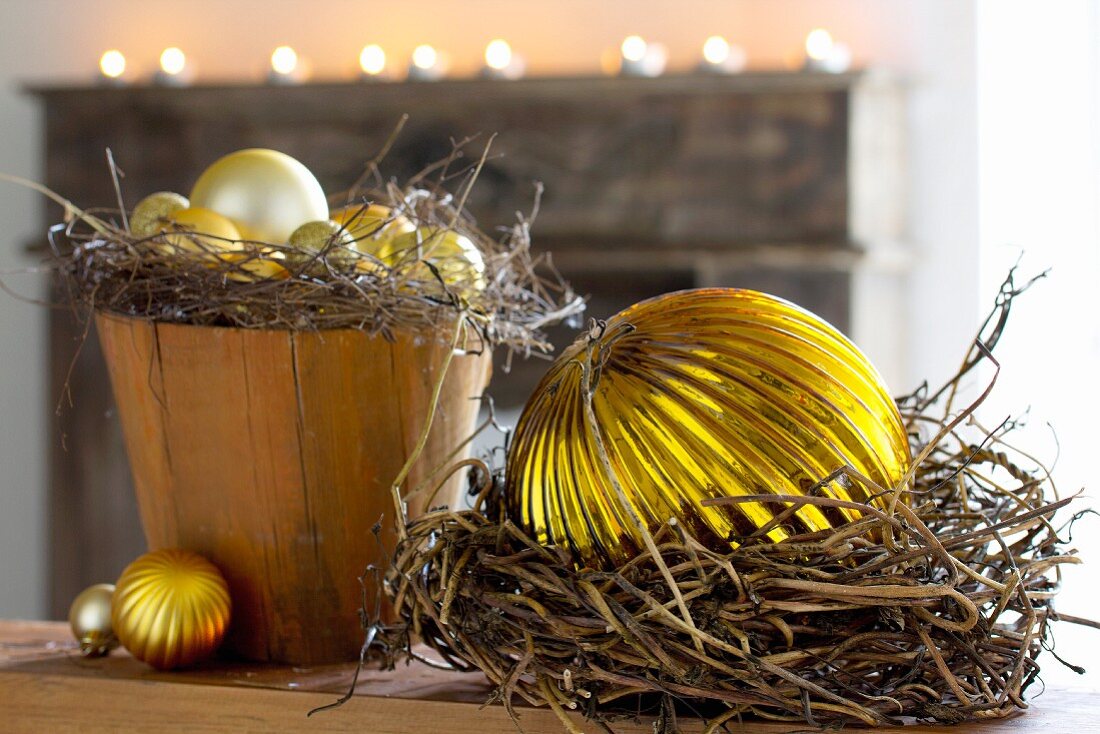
54 139 585 350
130 191 189 237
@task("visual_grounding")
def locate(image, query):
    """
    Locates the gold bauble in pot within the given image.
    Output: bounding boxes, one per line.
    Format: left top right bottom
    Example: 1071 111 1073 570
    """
112 548 231 670
330 203 415 254
506 288 911 569
189 148 328 243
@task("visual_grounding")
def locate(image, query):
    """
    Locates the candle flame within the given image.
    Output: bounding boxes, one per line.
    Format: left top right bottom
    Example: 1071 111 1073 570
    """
621 35 647 62
359 44 386 75
702 36 730 65
805 28 834 61
159 47 186 76
270 46 298 75
485 39 512 71
412 44 438 70
99 50 126 79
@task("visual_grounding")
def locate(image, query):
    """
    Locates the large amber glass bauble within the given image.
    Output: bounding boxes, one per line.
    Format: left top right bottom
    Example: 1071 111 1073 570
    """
112 548 231 669
506 288 911 569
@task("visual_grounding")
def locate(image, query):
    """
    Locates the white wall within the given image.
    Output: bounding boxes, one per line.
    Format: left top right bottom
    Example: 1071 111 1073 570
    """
0 1 1068 627
975 0 1100 687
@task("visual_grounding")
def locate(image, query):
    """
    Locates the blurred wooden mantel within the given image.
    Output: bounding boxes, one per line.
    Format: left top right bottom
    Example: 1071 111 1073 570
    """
27 71 909 619
3 620 1096 733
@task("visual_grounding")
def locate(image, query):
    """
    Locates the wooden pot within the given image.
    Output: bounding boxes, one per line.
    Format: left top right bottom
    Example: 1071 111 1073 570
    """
95 313 492 664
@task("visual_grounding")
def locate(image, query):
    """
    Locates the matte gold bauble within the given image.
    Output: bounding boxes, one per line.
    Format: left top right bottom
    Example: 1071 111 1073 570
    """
506 288 912 569
160 207 241 254
331 203 415 255
384 228 487 293
190 148 328 243
130 192 189 238
68 583 117 657
112 548 231 670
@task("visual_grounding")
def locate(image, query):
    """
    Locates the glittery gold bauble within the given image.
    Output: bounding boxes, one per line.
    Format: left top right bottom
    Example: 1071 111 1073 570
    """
130 192 189 237
190 148 328 243
68 583 117 657
506 288 911 569
331 203 415 256
112 548 231 670
160 207 241 254
384 228 487 293
288 219 358 270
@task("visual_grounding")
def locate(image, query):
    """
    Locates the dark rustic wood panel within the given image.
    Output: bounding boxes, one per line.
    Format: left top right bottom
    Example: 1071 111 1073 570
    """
34 74 873 247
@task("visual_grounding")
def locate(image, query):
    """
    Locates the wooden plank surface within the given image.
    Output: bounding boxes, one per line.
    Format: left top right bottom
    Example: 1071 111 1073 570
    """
2 621 1097 733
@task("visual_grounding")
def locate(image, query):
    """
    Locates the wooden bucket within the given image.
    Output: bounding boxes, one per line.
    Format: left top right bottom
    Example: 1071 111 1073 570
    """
95 313 492 664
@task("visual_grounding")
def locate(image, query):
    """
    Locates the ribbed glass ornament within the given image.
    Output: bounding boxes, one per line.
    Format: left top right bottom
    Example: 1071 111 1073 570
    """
111 548 231 669
506 288 911 569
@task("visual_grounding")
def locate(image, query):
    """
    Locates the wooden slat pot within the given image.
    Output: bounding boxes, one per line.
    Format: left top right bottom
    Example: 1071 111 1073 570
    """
95 313 492 665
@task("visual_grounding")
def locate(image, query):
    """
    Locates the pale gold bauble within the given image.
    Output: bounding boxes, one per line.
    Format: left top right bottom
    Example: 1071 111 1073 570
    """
160 207 241 255
112 548 231 670
190 149 328 243
384 227 487 294
130 192 189 238
68 583 117 657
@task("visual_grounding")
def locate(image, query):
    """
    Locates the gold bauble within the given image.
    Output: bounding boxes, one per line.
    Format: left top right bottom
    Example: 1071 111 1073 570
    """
160 207 241 255
130 192 189 238
190 148 328 243
68 583 117 657
384 228 487 293
331 203 415 256
506 288 911 569
112 548 231 670
220 246 290 282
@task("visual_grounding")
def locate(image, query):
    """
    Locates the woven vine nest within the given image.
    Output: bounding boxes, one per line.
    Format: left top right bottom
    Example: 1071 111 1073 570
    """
367 271 1085 733
36 134 583 357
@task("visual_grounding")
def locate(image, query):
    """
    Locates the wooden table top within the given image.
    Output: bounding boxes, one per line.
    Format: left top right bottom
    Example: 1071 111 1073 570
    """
1 620 1096 733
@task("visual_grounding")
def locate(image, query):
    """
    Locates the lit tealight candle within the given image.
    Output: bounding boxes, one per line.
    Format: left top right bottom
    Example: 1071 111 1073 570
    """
408 44 446 81
359 44 387 79
699 35 747 74
803 28 851 73
619 35 666 77
482 39 525 80
98 49 127 85
154 47 194 86
269 45 305 84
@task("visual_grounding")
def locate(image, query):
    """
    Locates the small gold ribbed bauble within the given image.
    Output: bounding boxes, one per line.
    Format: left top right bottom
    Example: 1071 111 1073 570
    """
112 548 231 670
506 288 912 569
130 192 189 238
68 583 117 657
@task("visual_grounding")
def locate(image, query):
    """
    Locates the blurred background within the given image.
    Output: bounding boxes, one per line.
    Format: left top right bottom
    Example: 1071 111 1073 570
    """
0 0 1097 686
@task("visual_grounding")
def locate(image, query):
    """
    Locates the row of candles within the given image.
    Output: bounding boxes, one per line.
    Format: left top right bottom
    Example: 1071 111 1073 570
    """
97 30 852 86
